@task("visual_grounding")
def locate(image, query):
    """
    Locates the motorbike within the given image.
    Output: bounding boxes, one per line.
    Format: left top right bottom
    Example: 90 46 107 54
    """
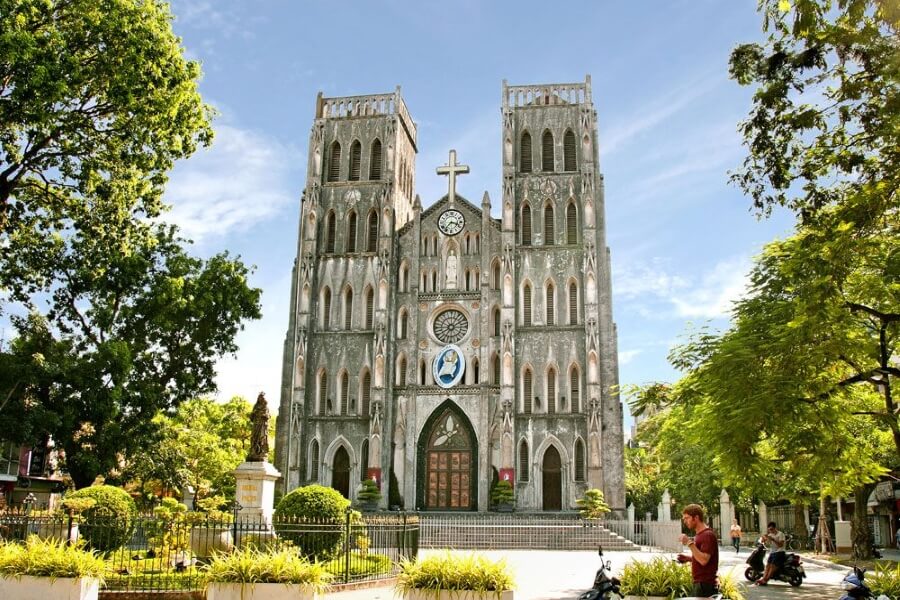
577 545 622 600
744 538 805 587
839 565 890 600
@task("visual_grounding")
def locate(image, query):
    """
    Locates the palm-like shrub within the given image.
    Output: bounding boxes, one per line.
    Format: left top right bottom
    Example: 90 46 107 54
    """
274 485 350 560
66 485 137 552
203 547 332 591
396 551 514 593
576 488 611 519
0 536 106 581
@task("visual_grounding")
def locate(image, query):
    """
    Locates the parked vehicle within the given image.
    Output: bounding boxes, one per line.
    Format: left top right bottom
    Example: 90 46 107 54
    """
744 538 806 586
839 565 889 600
578 545 622 600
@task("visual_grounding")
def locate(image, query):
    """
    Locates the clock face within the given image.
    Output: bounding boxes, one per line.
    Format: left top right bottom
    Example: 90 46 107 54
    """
438 209 465 236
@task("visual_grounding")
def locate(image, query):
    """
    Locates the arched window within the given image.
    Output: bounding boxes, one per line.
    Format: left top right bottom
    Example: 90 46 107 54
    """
310 440 320 480
472 357 480 384
369 139 382 180
347 211 358 253
362 371 371 415
570 366 581 413
519 440 529 481
492 353 500 385
544 204 554 246
520 132 532 173
328 141 341 182
564 129 576 171
547 367 556 414
366 211 378 252
349 140 361 181
322 287 331 329
566 203 577 244
400 263 409 292
574 439 585 481
398 355 407 386
523 283 532 326
542 130 554 172
523 368 533 413
318 370 328 415
431 270 437 291
325 211 336 253
546 282 555 325
493 306 500 336
399 309 408 339
365 287 374 329
340 371 349 415
521 204 532 246
344 288 353 330
419 359 427 385
569 281 578 325
360 439 369 481
492 259 501 289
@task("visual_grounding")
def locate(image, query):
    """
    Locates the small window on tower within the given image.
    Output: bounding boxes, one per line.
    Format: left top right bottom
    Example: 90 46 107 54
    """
328 141 341 182
564 130 576 171
349 140 361 181
520 132 532 173
542 131 554 172
369 139 383 180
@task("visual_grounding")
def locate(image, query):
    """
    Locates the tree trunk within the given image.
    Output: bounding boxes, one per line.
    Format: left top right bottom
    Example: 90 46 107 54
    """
792 503 807 539
851 483 876 559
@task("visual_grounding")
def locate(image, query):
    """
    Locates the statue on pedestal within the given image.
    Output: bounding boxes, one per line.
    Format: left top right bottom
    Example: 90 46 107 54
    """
248 392 270 462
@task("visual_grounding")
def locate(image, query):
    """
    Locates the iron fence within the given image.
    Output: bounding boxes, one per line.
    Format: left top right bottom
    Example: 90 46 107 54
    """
0 508 419 592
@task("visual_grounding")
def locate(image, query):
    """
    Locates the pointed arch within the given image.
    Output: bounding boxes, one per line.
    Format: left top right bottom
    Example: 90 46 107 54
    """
492 305 501 337
328 141 341 182
347 210 358 253
471 356 480 384
544 202 555 246
321 287 332 329
361 369 372 415
364 286 374 329
563 129 576 171
569 363 581 413
574 437 586 481
545 280 555 326
492 352 501 385
522 365 533 414
349 140 362 181
491 258 501 289
317 368 329 415
309 438 320 482
369 139 383 180
398 307 408 339
340 370 350 415
419 359 427 385
520 131 532 173
568 279 579 325
325 210 336 253
521 203 532 246
522 281 532 326
416 400 479 511
343 286 353 330
400 261 409 292
566 202 578 245
366 210 378 252
542 130 554 172
360 439 370 481
518 439 530 481
396 353 407 387
546 366 557 414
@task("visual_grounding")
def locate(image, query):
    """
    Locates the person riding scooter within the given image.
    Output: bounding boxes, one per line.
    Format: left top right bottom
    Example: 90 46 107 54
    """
755 521 786 586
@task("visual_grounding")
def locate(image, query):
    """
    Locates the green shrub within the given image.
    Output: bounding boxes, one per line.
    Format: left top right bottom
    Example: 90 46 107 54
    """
203 547 332 591
0 536 106 581
619 557 691 598
396 551 514 593
357 479 382 506
274 485 350 560
870 562 900 599
66 485 137 552
717 567 747 600
490 480 515 506
323 551 391 578
576 488 611 519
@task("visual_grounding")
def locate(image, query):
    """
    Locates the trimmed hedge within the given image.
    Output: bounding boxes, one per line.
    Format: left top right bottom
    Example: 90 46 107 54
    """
274 485 350 560
66 485 137 552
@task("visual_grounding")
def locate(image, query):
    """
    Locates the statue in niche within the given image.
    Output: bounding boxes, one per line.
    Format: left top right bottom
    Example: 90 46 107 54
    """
445 249 458 289
503 176 514 201
585 240 596 273
300 252 313 285
375 322 386 358
296 326 307 359
502 319 513 354
587 317 599 353
581 172 593 198
247 392 270 462
502 243 513 274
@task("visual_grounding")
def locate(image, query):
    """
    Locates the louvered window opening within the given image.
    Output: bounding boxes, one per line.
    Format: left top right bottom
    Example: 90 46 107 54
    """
493 308 500 336
349 141 361 181
399 358 407 386
347 213 357 252
523 285 532 326
322 289 331 329
544 205 554 246
521 205 532 246
473 359 479 384
344 291 353 329
400 311 408 338
519 442 529 481
367 212 378 252
325 213 336 253
420 361 427 385
362 372 371 415
492 262 501 289
328 142 341 182
564 130 576 171
365 289 374 329
360 440 369 481
547 370 556 414
567 204 577 244
575 440 585 481
319 373 328 416
571 369 580 412
546 285 555 325
542 131 554 172
310 441 319 480
493 356 500 385
340 373 349 415
524 370 532 413
520 133 532 173
569 282 578 325
369 140 382 180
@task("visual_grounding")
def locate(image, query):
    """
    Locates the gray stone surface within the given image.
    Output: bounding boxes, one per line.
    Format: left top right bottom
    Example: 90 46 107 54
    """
275 77 625 514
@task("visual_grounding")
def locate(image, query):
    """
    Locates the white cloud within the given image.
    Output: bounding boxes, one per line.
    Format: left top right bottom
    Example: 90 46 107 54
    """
164 124 299 244
618 349 642 365
615 258 690 300
670 256 751 319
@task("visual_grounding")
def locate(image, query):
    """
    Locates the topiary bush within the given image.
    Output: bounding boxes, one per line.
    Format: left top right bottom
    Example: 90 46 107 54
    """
66 485 137 552
274 485 350 560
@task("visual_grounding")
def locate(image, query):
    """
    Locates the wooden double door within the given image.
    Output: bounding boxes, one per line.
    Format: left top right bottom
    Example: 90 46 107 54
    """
424 408 474 510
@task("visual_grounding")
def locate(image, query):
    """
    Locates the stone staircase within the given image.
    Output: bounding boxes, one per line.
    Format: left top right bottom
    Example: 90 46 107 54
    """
419 513 640 550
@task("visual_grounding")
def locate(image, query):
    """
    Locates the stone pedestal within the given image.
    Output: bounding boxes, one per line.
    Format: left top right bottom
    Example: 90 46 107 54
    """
234 461 281 522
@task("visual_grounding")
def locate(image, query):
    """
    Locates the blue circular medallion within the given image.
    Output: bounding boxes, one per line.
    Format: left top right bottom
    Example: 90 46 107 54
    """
432 344 465 389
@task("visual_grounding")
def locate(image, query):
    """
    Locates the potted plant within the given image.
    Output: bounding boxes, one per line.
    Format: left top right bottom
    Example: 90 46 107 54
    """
619 557 690 600
204 547 333 600
576 488 611 524
357 478 382 511
0 536 106 600
490 480 515 512
396 551 515 600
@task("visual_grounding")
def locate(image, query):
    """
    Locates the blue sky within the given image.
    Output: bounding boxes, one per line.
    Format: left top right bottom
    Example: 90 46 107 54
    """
161 0 795 432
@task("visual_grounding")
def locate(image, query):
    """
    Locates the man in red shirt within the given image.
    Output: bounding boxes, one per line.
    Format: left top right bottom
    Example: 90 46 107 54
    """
677 503 719 597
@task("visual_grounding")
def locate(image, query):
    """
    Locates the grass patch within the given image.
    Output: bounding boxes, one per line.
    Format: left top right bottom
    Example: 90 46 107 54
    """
323 551 392 578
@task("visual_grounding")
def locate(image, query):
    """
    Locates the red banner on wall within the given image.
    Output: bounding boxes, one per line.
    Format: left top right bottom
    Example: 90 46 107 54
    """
366 468 382 488
499 468 514 483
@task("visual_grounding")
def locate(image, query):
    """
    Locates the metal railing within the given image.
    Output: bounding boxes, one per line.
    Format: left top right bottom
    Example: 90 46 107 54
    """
0 508 419 592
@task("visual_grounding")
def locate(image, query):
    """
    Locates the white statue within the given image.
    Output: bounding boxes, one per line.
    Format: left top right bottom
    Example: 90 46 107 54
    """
445 249 458 289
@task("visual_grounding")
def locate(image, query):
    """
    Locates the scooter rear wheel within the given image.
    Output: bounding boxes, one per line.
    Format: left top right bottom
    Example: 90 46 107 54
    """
788 573 802 587
745 567 761 582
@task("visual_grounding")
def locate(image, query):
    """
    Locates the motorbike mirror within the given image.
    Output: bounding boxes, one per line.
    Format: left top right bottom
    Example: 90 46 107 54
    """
598 545 604 556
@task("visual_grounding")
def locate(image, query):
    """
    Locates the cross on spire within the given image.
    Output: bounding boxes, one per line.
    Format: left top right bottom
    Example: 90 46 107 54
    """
436 149 469 204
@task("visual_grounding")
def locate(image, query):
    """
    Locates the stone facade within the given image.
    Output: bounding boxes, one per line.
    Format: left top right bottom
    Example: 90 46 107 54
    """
275 77 625 513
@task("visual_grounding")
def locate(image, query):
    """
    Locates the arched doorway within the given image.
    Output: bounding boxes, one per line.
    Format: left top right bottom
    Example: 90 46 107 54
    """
542 446 562 511
416 401 477 511
332 446 350 499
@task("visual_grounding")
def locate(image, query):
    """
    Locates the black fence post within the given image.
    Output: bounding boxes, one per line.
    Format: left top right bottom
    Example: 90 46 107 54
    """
66 510 75 546
343 507 352 584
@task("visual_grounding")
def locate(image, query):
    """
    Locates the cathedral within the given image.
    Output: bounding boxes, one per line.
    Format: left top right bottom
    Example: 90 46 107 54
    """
275 76 625 513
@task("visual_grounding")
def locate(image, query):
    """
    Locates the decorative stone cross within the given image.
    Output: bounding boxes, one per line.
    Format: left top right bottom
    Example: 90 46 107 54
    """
436 149 469 203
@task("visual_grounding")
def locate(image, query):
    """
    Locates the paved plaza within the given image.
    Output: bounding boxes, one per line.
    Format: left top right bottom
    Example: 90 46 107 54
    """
326 547 848 599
